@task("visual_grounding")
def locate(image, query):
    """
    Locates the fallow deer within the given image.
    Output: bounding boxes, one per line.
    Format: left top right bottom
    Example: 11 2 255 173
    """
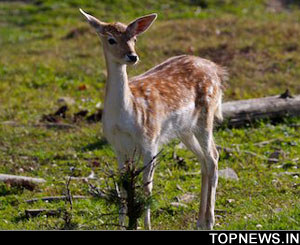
80 9 227 230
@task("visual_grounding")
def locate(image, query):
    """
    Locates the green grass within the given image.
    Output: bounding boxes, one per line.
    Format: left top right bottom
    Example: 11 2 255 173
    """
0 0 299 230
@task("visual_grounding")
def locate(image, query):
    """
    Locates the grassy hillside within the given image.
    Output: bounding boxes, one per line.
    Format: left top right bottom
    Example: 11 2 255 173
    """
0 0 299 230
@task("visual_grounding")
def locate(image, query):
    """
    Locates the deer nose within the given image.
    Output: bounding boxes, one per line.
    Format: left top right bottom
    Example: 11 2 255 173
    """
126 53 138 63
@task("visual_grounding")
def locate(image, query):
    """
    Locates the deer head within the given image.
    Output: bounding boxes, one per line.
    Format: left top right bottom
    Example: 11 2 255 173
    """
80 9 157 65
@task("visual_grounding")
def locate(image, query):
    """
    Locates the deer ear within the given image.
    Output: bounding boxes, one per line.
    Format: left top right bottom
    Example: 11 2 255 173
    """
127 13 157 37
79 8 105 35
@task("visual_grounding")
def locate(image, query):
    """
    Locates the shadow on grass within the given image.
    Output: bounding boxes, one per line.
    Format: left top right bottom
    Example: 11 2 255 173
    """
81 138 109 152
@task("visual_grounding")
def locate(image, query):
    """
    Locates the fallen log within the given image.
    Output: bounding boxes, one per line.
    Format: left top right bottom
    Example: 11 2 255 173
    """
0 174 46 190
222 91 300 127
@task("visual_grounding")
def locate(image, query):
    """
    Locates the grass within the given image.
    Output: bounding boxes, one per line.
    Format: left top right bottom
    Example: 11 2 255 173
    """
0 0 299 230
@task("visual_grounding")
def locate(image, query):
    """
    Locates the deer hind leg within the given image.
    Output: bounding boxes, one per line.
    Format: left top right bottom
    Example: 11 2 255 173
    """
195 118 219 230
142 145 158 230
179 132 205 163
179 133 210 228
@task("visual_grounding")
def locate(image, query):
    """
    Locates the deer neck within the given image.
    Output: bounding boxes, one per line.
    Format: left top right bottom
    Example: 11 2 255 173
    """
103 52 133 116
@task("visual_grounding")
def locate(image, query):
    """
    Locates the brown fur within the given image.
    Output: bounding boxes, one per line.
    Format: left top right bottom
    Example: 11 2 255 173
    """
129 55 224 138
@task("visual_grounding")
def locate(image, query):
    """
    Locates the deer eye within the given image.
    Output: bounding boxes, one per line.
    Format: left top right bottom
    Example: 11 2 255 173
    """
108 37 117 45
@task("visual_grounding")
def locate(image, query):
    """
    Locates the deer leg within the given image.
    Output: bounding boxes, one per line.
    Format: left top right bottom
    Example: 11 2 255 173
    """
179 133 204 159
195 126 219 230
142 146 158 230
179 133 210 229
116 152 128 229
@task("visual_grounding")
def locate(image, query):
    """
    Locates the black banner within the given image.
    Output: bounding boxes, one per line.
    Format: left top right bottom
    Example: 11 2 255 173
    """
0 230 299 244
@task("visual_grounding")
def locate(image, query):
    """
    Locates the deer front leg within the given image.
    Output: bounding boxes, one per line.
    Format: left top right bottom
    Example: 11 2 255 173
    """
116 152 128 229
142 147 158 230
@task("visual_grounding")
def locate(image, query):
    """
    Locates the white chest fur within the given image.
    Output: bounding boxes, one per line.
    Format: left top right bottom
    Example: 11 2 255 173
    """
102 109 139 156
102 60 139 155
